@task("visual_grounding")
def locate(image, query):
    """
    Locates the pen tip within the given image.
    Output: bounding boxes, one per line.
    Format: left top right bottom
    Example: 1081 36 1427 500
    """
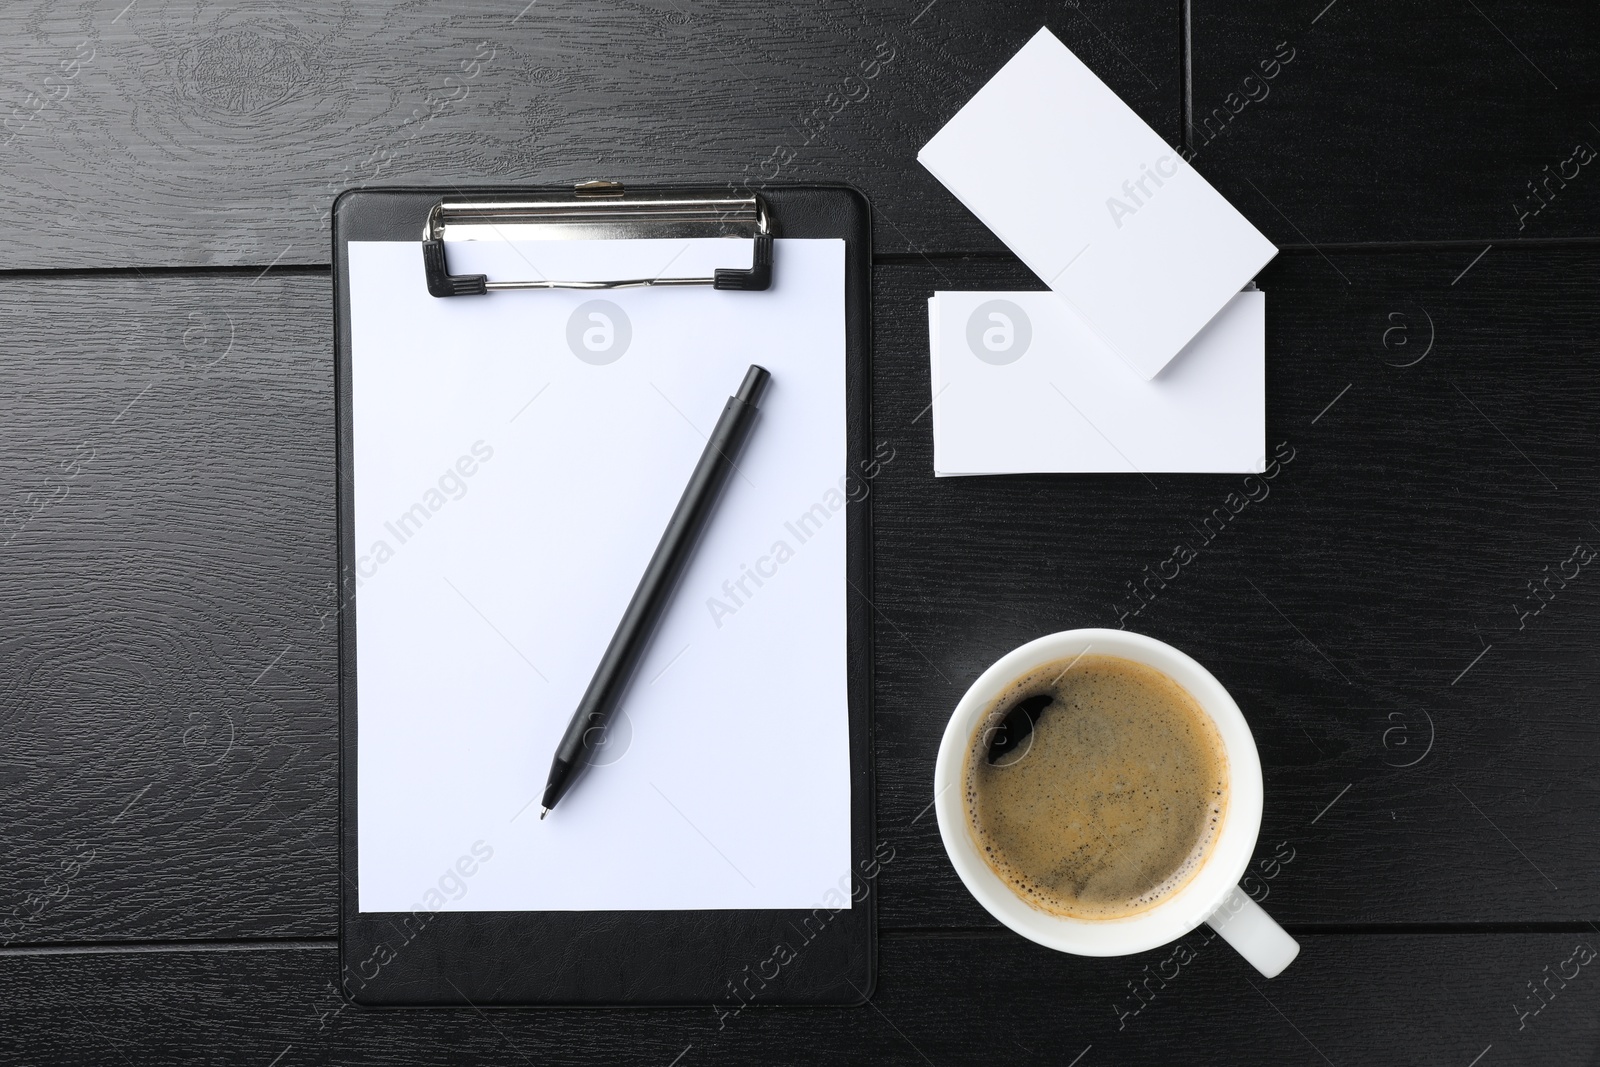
539 807 548 820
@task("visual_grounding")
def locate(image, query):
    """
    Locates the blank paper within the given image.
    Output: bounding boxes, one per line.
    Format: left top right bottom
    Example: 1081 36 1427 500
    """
349 237 852 912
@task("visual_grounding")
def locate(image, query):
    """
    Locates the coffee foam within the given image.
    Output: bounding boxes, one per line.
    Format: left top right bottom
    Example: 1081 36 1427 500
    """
963 653 1228 921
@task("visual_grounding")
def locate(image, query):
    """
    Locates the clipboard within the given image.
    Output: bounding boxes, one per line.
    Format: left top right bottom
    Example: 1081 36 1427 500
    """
333 183 875 1007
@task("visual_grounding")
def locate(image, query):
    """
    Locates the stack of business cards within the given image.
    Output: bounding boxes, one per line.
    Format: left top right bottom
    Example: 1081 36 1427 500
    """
928 289 1264 477
918 27 1276 475
919 27 1276 382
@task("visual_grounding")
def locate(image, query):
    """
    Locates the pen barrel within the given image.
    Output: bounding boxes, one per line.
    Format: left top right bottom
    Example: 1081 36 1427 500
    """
552 385 765 777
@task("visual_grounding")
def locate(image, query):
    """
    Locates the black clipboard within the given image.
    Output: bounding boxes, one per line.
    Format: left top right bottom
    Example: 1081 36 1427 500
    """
332 184 875 1007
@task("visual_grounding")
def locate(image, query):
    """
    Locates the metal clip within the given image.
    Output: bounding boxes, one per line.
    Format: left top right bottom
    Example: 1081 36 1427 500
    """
422 182 773 297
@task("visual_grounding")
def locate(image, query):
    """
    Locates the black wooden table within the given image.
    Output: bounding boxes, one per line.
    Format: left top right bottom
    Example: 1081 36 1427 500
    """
3 2 1598 1063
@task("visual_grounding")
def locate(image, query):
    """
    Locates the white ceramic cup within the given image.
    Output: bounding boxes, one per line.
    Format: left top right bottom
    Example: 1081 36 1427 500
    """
934 629 1299 978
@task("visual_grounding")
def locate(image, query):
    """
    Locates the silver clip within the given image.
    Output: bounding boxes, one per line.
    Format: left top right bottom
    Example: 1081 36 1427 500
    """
421 183 773 296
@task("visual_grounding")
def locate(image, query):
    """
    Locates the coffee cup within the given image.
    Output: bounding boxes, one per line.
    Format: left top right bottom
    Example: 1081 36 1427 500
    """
933 628 1298 978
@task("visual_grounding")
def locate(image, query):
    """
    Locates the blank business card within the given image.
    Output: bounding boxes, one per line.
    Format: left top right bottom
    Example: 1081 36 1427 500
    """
919 28 1277 379
929 289 1265 476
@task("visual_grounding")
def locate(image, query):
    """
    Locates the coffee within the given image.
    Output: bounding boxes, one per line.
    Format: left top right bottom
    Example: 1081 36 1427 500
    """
963 653 1228 920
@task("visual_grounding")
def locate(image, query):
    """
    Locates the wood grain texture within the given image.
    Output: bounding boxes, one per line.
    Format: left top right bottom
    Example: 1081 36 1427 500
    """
3 247 1599 949
0 0 1179 268
1190 0 1600 245
0 272 337 946
1 932 1596 1065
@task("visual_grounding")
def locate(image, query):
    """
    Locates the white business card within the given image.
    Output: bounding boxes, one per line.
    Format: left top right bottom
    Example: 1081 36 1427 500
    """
919 27 1277 379
929 289 1265 476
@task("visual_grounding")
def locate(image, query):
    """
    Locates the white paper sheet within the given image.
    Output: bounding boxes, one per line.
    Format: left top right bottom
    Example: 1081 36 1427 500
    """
918 28 1277 379
349 237 852 912
930 289 1265 475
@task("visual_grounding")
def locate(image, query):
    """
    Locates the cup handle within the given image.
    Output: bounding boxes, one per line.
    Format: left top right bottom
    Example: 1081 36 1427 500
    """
1205 885 1299 978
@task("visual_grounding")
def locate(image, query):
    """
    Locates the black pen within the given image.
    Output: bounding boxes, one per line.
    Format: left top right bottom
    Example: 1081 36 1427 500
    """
540 364 772 818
